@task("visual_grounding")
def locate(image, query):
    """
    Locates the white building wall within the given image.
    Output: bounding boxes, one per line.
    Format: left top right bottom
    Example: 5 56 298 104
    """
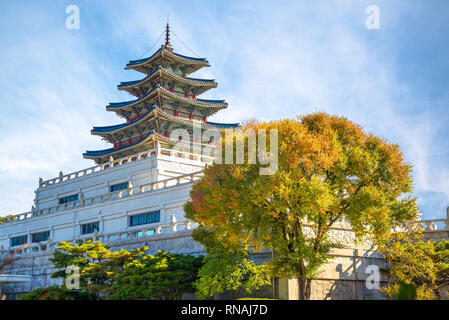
0 151 396 300
33 154 205 211
1 182 195 250
0 152 206 252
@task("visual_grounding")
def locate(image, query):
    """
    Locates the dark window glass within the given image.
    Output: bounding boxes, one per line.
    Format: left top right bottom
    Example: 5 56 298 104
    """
138 215 145 225
130 211 161 227
110 182 129 193
10 235 27 247
32 231 50 243
81 222 99 235
59 194 79 205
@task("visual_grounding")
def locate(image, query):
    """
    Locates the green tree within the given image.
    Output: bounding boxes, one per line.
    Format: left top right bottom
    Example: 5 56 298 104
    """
19 285 91 300
185 113 419 299
109 250 203 300
28 241 203 300
50 240 147 299
193 245 271 300
395 282 417 300
378 227 449 300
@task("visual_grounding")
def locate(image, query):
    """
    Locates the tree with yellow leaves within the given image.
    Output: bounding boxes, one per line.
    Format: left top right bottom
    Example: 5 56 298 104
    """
185 113 419 299
378 227 449 300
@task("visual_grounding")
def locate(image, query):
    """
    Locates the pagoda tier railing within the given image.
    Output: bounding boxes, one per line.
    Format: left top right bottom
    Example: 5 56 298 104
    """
0 171 203 226
39 146 214 188
1 218 199 257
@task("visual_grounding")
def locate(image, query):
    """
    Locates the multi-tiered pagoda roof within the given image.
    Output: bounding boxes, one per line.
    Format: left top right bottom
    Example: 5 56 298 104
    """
83 24 238 164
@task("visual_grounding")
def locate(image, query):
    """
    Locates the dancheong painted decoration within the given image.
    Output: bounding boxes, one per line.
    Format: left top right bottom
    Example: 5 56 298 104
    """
83 23 239 164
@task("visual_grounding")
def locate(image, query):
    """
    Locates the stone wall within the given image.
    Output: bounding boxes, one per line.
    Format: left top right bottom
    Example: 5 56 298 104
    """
7 214 449 300
274 245 388 300
1 229 203 296
1 228 388 300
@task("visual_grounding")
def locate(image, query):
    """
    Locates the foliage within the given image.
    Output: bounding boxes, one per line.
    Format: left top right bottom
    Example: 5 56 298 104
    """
1 243 29 300
378 227 449 300
395 282 417 300
109 250 203 300
50 240 147 299
44 241 202 300
19 285 91 300
0 214 17 224
194 247 271 300
185 113 419 299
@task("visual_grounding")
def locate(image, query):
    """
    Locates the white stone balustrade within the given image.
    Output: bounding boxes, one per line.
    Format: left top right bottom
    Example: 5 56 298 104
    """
416 218 448 232
1 219 198 256
0 171 203 226
38 147 214 188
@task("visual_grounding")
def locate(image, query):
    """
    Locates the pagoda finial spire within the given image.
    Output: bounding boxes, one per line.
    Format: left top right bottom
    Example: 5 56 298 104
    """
165 16 173 51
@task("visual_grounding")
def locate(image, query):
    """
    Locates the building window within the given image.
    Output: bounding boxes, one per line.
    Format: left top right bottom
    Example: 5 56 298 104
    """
32 231 50 243
133 229 155 238
110 182 129 193
10 235 28 247
130 211 160 227
81 222 99 235
1 283 17 300
59 194 79 205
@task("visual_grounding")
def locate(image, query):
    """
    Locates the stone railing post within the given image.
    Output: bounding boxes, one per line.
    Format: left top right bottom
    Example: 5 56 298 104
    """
128 180 133 196
171 214 177 232
446 207 449 230
46 237 52 251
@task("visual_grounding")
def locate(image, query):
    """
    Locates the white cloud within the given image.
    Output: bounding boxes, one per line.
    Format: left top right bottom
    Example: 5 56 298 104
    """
0 0 448 220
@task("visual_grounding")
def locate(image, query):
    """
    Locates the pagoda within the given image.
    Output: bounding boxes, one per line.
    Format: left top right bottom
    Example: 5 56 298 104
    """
83 23 238 164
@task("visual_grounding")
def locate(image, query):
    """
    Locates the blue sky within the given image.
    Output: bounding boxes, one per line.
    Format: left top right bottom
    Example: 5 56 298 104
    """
0 0 448 220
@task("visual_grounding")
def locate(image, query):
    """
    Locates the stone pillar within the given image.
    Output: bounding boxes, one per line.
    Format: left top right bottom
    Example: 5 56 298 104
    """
128 180 133 195
278 278 299 300
171 214 177 232
79 192 84 206
444 207 449 239
352 249 359 300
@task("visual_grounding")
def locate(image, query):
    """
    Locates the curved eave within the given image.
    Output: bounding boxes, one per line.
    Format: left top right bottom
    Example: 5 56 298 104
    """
125 47 209 72
83 131 214 161
153 131 215 151
206 121 241 129
83 131 155 159
118 67 217 96
157 110 240 129
160 86 227 108
91 107 156 134
92 107 239 136
107 85 158 109
107 85 227 111
126 48 163 67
